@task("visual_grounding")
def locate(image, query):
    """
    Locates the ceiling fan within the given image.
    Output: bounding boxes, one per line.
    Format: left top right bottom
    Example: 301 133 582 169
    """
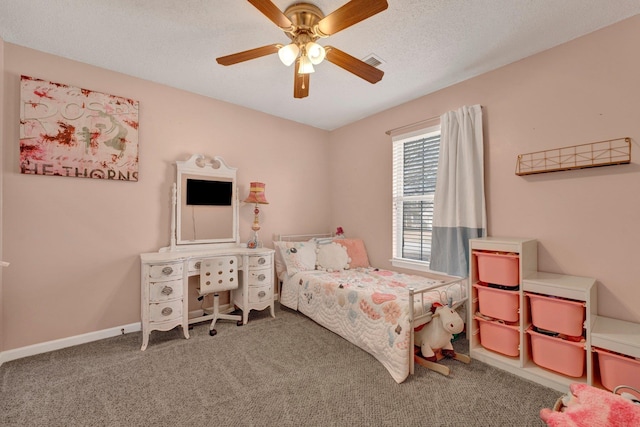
216 0 388 99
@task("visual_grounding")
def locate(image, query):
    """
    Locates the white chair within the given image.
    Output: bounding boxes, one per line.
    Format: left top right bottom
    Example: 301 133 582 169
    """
197 256 242 336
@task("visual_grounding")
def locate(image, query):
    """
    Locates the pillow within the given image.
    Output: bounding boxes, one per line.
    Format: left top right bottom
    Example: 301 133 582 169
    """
333 238 370 268
273 241 289 280
277 241 317 277
316 242 350 272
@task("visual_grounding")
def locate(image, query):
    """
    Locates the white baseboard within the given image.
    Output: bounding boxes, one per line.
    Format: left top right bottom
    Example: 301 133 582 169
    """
0 298 256 366
189 308 206 319
0 321 141 366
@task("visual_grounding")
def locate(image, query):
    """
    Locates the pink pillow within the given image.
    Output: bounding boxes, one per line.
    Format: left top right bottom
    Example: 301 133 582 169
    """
333 238 370 268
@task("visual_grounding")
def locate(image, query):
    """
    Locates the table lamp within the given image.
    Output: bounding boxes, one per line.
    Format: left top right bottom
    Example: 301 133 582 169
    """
244 182 269 248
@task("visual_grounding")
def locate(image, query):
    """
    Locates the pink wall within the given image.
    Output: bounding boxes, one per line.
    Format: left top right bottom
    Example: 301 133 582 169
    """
0 38 5 352
329 15 640 322
2 15 639 352
1 44 331 350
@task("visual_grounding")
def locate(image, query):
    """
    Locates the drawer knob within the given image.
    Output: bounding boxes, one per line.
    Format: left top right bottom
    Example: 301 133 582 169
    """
258 257 266 265
161 286 173 296
161 307 173 316
258 291 266 298
258 274 266 281
161 266 173 275
194 261 201 269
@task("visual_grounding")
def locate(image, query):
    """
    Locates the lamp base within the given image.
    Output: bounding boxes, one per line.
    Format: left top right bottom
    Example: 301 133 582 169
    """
247 231 263 249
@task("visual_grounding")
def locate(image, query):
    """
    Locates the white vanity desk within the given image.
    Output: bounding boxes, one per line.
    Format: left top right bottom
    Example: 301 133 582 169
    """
140 245 274 351
140 155 274 350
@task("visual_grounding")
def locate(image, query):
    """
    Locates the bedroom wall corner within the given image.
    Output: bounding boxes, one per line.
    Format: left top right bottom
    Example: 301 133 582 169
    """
328 15 640 323
0 36 5 356
1 43 332 352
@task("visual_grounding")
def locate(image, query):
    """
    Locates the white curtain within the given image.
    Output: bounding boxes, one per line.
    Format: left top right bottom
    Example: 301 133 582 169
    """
429 104 486 277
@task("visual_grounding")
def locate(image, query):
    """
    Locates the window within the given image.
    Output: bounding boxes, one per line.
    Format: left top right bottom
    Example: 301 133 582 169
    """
392 125 441 271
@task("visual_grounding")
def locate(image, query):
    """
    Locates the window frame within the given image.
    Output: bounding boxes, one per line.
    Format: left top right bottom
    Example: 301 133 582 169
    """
391 124 441 273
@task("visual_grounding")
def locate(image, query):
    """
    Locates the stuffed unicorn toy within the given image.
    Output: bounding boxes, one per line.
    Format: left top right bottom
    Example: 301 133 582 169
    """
414 302 465 362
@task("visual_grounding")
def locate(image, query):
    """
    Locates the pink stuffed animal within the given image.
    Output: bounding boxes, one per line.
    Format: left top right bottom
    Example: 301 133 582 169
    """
540 383 640 426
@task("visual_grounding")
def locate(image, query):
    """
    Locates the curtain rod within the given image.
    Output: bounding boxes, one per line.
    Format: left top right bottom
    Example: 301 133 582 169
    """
385 106 484 136
385 115 440 136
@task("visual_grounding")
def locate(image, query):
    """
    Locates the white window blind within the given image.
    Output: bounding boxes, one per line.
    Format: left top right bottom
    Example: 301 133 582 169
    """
392 125 441 266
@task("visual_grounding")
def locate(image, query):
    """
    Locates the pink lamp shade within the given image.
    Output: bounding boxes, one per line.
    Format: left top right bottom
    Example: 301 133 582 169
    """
244 182 269 204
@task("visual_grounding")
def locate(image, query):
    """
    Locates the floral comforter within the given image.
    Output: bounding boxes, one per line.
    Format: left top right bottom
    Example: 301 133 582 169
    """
280 268 465 383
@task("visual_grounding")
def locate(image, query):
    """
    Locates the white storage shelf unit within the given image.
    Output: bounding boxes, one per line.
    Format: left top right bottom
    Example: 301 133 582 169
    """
469 237 597 393
592 316 640 359
469 237 537 373
522 272 596 391
591 315 640 392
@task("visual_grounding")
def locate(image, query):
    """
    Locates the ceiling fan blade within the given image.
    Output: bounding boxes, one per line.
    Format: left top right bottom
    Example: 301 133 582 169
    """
325 47 384 84
248 0 293 29
216 44 280 66
316 0 388 36
293 59 310 99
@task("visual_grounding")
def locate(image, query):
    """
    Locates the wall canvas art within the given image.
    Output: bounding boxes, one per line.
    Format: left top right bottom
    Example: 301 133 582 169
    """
20 75 139 181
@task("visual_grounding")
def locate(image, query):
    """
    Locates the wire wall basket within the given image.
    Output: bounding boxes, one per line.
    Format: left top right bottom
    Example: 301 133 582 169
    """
515 137 631 176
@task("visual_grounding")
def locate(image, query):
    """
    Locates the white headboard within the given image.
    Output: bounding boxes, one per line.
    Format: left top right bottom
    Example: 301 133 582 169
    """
277 233 333 242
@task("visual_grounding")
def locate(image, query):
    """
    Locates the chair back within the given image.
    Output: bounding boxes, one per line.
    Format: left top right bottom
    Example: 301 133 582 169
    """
199 256 238 294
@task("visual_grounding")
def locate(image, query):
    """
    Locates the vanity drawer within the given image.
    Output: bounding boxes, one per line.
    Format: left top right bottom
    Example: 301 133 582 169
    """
249 254 272 269
149 279 183 302
248 269 272 287
188 256 241 273
149 300 182 322
249 284 272 304
148 262 183 280
188 259 203 273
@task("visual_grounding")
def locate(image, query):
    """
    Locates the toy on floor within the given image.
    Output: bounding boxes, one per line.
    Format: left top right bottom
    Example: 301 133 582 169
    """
540 383 640 427
414 302 470 376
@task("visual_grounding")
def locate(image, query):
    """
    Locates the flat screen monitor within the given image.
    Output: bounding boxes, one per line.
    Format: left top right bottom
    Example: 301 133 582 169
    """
186 179 232 206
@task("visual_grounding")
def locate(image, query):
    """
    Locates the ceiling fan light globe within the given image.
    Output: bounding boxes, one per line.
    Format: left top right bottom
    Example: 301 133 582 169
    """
306 42 326 65
298 56 315 74
278 43 299 66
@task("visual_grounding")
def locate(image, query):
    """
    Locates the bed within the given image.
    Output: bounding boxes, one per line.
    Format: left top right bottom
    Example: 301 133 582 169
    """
275 234 467 383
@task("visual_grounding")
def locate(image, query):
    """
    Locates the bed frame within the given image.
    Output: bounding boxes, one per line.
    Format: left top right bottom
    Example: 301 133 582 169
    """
277 233 469 378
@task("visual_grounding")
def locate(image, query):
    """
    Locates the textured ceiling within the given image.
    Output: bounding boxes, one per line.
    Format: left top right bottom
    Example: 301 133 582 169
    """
1 1 639 130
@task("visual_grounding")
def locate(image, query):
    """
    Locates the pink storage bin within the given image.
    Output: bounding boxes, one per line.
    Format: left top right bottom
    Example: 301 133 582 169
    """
475 316 520 357
595 348 640 399
474 251 520 287
527 327 585 377
526 292 585 336
474 283 520 323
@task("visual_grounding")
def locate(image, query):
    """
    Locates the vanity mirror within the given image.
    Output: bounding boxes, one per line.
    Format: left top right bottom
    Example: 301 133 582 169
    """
166 154 239 251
